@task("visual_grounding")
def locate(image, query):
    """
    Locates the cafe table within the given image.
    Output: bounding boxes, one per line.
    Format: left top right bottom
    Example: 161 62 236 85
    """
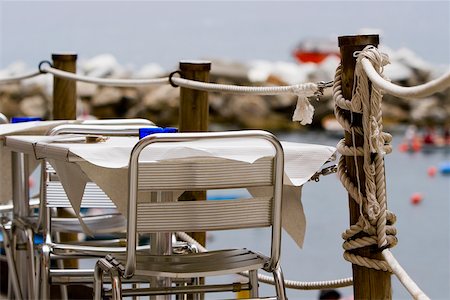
2 132 336 298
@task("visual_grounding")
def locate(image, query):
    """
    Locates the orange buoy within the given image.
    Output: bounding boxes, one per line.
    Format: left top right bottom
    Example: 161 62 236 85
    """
398 143 408 152
410 193 423 205
427 166 437 177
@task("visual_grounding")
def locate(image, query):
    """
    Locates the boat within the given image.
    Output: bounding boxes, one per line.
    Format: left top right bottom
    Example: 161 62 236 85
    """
293 38 340 64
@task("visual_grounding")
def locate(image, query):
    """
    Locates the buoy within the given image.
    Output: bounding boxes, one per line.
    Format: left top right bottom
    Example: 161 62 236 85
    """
427 166 437 177
398 143 408 153
439 162 450 175
410 193 423 205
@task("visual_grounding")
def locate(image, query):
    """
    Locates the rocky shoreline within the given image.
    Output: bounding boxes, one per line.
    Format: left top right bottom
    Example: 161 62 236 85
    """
0 49 448 131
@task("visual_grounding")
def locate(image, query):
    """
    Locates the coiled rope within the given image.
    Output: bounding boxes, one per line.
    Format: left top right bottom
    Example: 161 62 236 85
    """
175 232 353 290
333 45 429 300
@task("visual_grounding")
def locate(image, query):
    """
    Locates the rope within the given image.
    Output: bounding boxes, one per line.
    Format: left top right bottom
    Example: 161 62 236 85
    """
361 55 450 99
41 65 170 87
333 45 430 300
0 70 41 84
171 76 318 95
175 232 353 290
40 62 322 125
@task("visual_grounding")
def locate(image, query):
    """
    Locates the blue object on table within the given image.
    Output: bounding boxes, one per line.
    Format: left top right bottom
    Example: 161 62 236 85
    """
11 116 42 123
139 127 178 139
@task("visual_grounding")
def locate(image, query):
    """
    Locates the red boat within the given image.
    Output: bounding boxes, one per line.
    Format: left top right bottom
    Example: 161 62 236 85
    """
293 38 340 64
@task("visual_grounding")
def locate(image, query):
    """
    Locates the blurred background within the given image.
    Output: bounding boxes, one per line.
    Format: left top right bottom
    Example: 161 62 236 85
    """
1 1 449 299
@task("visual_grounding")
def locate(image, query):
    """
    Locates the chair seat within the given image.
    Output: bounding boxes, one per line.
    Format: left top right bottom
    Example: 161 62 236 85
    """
127 248 268 278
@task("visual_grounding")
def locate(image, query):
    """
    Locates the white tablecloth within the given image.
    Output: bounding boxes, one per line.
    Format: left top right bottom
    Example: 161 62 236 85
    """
4 134 336 248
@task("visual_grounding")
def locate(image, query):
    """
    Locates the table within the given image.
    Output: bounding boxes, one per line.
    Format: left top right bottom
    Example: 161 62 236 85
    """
3 133 336 247
3 132 336 299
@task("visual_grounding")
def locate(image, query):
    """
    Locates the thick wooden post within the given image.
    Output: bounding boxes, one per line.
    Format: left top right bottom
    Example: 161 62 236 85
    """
52 53 78 273
52 53 77 120
178 60 210 300
178 60 211 247
339 35 392 299
179 60 210 132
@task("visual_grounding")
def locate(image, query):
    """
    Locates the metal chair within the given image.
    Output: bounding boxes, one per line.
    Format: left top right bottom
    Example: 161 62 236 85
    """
36 122 197 299
94 130 288 300
0 117 156 299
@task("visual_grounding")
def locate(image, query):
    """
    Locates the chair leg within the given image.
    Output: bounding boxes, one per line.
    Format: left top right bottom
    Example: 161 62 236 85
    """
94 258 123 300
93 260 105 300
56 257 69 299
272 265 287 300
0 223 23 299
39 244 51 299
248 269 259 298
24 227 37 299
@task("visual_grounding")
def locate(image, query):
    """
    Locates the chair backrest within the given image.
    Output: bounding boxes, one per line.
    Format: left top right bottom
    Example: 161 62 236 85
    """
125 130 284 276
43 123 150 211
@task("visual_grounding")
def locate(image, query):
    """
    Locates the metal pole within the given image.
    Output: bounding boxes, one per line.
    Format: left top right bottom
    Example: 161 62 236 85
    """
11 152 30 298
338 34 392 299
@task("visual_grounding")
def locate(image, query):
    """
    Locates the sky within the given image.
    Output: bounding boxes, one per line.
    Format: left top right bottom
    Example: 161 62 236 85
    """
0 1 449 70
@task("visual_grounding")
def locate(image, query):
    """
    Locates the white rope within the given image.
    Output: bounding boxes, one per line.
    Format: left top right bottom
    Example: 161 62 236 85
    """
175 232 353 290
171 77 318 96
0 70 42 84
42 64 321 125
333 45 430 300
361 57 450 99
382 249 430 300
41 65 170 87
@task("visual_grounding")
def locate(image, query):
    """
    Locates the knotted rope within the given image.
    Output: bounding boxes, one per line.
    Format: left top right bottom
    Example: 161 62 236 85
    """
334 46 429 300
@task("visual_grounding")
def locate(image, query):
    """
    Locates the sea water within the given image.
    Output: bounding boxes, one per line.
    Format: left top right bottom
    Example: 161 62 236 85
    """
207 131 450 300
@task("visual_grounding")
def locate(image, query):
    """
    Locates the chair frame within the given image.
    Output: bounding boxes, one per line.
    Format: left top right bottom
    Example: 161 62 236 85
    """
95 130 287 300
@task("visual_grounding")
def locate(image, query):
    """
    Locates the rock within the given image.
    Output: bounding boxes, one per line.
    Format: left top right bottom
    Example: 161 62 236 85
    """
77 82 98 99
81 54 120 78
136 63 166 79
91 87 122 106
410 96 447 123
19 95 46 117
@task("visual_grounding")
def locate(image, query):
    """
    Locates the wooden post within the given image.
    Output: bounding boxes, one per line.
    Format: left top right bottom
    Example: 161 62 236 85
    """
178 60 211 247
179 60 211 133
52 53 78 273
338 35 392 299
52 53 77 120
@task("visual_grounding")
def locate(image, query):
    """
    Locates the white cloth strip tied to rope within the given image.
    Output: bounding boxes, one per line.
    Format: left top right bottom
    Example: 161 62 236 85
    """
0 70 42 84
175 232 353 290
333 45 430 300
361 56 450 99
171 76 320 125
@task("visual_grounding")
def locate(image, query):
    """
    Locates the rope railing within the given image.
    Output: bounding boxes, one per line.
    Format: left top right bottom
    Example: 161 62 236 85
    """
360 48 450 99
40 64 170 87
334 45 430 300
175 232 353 290
0 61 329 125
0 70 41 84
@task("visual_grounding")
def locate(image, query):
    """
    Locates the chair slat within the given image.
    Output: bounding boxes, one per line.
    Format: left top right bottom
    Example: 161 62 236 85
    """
137 197 272 232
